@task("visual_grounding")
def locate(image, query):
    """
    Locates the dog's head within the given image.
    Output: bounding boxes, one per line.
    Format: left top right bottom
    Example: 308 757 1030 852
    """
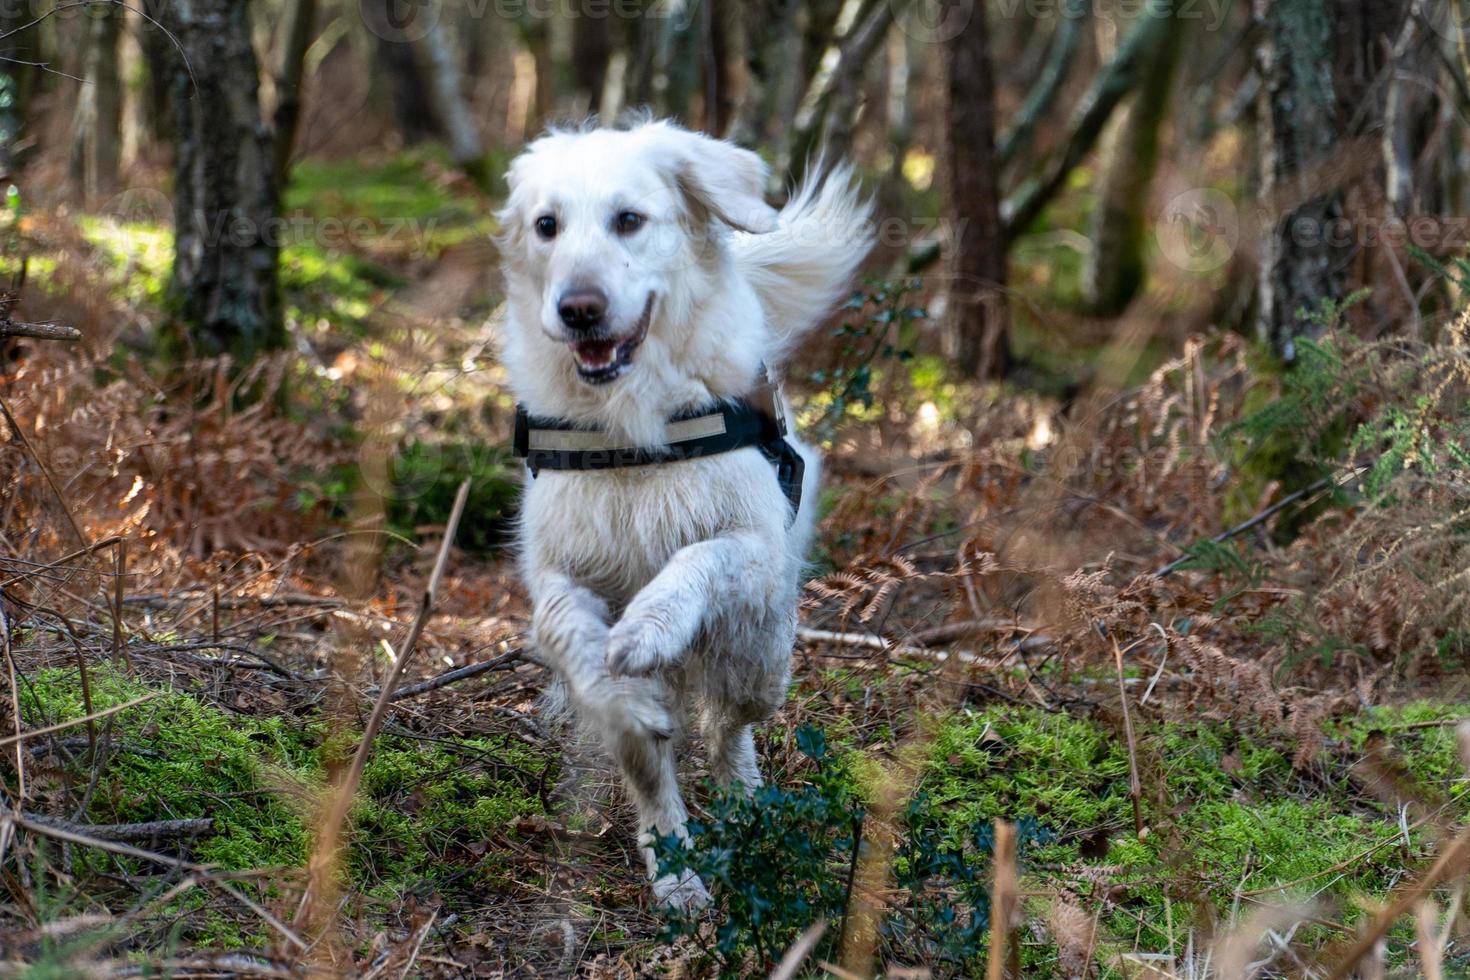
496 120 776 388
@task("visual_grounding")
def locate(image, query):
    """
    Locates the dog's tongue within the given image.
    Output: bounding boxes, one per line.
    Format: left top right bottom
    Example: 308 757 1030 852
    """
572 339 618 367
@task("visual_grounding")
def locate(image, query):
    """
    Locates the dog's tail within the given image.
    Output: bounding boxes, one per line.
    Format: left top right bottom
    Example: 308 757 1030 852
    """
735 163 873 367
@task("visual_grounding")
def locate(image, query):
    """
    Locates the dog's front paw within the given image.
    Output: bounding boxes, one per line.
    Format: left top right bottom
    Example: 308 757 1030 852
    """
606 615 680 677
652 869 712 912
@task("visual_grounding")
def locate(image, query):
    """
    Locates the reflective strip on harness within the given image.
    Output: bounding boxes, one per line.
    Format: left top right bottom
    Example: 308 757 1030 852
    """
511 392 803 519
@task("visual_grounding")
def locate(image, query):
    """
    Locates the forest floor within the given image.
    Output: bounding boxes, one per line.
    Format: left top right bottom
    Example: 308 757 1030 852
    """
3 152 1469 978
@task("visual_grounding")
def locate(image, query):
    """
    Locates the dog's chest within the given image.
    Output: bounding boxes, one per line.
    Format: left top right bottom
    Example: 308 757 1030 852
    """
520 449 782 600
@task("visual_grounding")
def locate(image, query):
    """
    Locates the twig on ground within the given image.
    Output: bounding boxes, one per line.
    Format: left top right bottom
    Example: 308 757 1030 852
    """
0 603 22 802
4 811 308 950
380 646 523 701
22 812 214 842
0 535 122 588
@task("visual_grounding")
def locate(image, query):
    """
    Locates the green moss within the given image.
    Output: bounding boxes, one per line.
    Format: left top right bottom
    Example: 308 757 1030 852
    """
916 706 1442 965
351 734 548 901
21 666 551 938
927 708 1133 833
21 666 313 874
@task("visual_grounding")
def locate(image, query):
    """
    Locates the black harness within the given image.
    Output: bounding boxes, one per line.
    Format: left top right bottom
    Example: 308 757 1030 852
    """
511 382 805 519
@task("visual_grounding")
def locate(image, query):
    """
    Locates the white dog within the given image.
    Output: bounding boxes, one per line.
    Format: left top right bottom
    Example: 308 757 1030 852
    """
496 119 871 909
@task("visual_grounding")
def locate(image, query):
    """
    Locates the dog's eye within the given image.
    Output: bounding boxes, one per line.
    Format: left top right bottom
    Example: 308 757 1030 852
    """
534 215 558 240
614 211 645 235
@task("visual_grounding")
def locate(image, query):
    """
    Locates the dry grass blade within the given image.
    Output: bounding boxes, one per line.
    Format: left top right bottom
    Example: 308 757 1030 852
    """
1320 824 1470 979
770 919 828 980
0 603 22 803
1211 902 1316 980
0 693 157 748
1416 898 1444 980
1113 638 1144 839
986 819 1018 980
296 479 470 934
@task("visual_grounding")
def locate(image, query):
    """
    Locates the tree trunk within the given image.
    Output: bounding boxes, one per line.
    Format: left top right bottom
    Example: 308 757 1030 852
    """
707 0 747 137
524 16 556 127
1254 0 1345 359
375 32 439 146
271 0 317 191
571 6 613 117
160 0 283 364
70 4 123 200
415 17 489 190
784 0 898 182
1081 7 1183 314
137 0 173 147
942 0 1009 379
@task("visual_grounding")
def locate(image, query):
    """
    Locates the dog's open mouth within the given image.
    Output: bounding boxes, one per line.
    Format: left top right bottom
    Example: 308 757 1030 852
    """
569 293 654 384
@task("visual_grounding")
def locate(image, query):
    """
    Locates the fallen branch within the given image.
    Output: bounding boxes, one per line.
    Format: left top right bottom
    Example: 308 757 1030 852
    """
1153 470 1357 577
22 812 213 842
0 318 81 342
796 626 1021 667
910 618 1037 647
5 811 307 950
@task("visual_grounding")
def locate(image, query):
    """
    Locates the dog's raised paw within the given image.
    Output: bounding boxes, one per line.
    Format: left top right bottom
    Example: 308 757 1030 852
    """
606 616 675 677
652 869 712 912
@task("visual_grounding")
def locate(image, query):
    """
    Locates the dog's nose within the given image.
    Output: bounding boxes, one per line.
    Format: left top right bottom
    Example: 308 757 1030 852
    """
558 287 608 330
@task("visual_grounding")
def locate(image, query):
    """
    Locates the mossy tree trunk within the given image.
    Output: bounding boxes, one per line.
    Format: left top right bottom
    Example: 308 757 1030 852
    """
942 0 1009 379
159 0 283 363
1081 6 1183 315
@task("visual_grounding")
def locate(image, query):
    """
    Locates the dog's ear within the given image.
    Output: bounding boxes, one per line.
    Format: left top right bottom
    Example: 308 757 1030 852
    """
650 126 778 234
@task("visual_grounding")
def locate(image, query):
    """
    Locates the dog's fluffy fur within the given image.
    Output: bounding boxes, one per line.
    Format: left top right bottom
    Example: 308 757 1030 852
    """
496 119 871 908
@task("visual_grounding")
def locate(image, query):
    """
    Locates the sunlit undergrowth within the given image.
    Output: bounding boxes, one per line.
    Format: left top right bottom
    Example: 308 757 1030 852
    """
669 703 1464 975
